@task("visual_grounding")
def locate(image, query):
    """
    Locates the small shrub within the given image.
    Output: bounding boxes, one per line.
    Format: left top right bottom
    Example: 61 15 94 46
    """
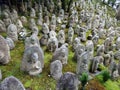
79 72 89 90
102 70 111 82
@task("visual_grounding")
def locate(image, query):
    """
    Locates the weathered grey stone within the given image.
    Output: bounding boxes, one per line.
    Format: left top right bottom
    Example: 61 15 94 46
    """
18 28 27 40
59 9 64 21
0 76 25 90
52 44 68 64
30 8 36 18
0 35 10 64
29 18 36 29
25 34 40 49
76 51 90 75
116 37 120 50
44 15 49 26
74 43 85 62
50 14 56 27
3 18 12 27
3 13 12 27
5 37 15 50
104 54 111 67
57 30 65 45
16 19 23 33
114 49 120 60
49 30 57 38
116 6 120 20
37 13 43 26
109 61 118 77
0 20 6 32
20 16 27 25
40 34 48 46
47 37 58 52
92 35 99 46
7 24 18 42
41 23 49 34
98 28 106 39
90 56 99 73
50 60 62 80
75 25 80 35
56 72 79 90
68 27 74 44
69 14 75 27
10 9 18 23
31 26 39 36
21 46 44 75
86 37 94 59
96 44 105 56
72 37 80 51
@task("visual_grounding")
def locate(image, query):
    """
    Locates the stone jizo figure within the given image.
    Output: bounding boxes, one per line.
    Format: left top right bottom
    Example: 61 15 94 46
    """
16 19 23 33
6 37 15 50
76 51 90 75
0 35 11 64
47 37 58 52
29 18 36 29
21 46 44 76
7 24 18 42
52 44 68 64
0 20 6 32
40 34 48 46
25 34 40 49
57 30 65 46
41 23 49 34
72 37 80 51
68 27 74 44
50 60 62 80
56 72 79 90
30 8 36 18
0 76 25 90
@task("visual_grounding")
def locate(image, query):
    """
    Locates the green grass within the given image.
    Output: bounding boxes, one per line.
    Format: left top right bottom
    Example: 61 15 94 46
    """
1 0 120 90
0 35 77 90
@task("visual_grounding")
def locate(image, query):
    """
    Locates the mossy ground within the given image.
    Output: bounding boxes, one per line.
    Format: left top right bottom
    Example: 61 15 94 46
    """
0 30 77 90
0 0 120 90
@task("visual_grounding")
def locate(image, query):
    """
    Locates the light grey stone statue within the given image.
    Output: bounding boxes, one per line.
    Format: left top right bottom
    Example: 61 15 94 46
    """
30 8 36 18
76 51 90 75
56 72 79 90
47 37 58 52
25 34 40 49
16 19 23 33
21 46 44 76
41 23 49 34
0 35 10 64
20 16 27 25
52 44 68 64
50 60 62 80
57 30 65 46
37 13 43 26
72 37 80 51
40 34 48 46
7 24 18 42
0 20 6 32
68 27 74 44
0 76 25 90
5 37 15 50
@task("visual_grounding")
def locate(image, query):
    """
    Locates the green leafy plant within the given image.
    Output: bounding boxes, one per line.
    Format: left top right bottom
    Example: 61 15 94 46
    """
104 80 120 90
79 72 89 90
101 70 111 82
